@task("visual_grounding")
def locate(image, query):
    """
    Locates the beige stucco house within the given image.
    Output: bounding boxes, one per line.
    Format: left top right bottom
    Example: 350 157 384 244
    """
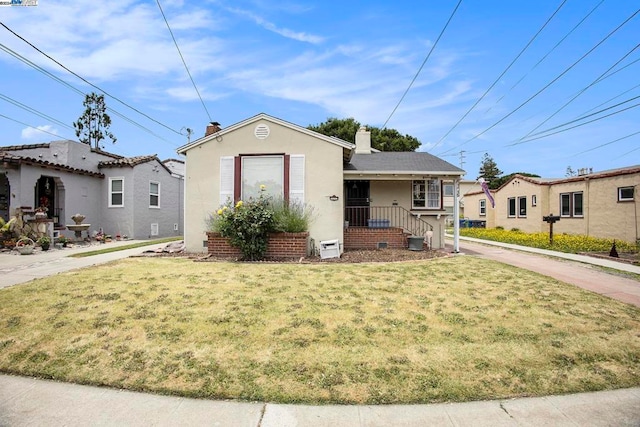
464 165 639 243
177 114 465 254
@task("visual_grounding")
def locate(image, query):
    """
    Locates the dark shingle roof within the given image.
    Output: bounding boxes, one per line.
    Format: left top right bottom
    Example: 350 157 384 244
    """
345 152 465 175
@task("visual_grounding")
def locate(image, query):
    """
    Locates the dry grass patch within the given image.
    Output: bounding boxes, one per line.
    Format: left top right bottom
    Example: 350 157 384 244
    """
0 256 638 404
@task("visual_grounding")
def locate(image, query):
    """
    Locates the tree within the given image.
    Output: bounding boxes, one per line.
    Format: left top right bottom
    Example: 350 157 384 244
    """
73 92 116 149
308 117 421 151
565 166 577 177
477 153 503 188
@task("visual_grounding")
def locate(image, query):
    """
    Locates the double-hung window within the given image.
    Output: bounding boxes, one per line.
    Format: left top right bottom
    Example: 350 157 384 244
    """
412 179 441 209
518 196 527 217
560 192 583 217
109 177 124 207
149 182 160 208
479 199 486 216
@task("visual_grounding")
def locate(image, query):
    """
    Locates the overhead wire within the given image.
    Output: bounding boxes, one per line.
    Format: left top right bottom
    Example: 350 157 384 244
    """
571 130 640 156
381 0 463 130
0 113 70 140
431 0 569 152
0 41 177 145
156 0 213 123
517 43 640 141
0 92 74 130
0 22 184 137
481 0 604 116
438 7 640 156
510 98 640 145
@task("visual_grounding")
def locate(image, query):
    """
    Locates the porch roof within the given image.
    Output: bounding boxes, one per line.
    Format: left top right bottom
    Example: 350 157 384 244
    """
344 152 465 178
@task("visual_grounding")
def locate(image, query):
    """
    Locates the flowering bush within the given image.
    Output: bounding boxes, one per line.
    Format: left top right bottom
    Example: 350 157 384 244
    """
460 228 638 254
209 188 313 260
212 192 275 261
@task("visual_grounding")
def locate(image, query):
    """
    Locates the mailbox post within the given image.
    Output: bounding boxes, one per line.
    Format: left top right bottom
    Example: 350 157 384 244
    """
542 214 561 245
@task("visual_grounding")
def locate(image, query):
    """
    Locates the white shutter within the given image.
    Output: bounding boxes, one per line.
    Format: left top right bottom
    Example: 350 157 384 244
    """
220 156 234 206
289 155 305 205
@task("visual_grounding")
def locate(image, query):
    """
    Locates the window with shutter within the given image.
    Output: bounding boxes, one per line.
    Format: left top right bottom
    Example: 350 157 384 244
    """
219 157 234 206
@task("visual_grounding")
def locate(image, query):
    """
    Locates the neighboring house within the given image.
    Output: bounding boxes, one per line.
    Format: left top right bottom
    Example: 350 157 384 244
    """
463 165 640 243
177 113 465 254
443 179 476 225
0 140 184 240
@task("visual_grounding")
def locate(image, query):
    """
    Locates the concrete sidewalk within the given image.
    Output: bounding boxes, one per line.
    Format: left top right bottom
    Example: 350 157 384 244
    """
0 240 170 288
1 374 639 426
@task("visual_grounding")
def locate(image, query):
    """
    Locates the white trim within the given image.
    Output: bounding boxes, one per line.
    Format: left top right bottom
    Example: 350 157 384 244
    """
178 113 355 153
289 154 305 205
109 177 124 208
219 156 234 206
149 181 160 208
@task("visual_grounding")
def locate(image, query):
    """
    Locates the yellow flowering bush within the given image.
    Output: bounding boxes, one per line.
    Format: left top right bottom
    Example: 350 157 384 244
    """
460 228 638 254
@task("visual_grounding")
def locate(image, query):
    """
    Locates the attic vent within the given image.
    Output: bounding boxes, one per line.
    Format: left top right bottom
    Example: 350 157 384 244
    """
254 124 270 140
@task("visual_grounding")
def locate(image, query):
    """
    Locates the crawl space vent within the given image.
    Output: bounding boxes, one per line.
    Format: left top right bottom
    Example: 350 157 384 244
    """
254 124 270 140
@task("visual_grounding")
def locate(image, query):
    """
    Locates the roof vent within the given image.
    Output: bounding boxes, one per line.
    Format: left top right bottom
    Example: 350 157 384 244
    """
255 124 270 140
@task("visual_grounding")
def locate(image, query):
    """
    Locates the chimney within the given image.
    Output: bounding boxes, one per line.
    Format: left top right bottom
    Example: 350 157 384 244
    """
205 121 221 136
355 126 371 154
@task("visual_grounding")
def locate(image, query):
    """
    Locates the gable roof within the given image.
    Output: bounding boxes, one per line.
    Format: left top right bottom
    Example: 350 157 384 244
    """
345 152 465 177
176 113 355 161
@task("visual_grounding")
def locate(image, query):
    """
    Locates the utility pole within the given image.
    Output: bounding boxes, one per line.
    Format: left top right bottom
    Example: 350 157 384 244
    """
459 150 466 170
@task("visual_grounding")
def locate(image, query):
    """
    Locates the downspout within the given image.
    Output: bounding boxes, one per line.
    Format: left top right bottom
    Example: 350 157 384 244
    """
585 177 590 236
453 178 460 253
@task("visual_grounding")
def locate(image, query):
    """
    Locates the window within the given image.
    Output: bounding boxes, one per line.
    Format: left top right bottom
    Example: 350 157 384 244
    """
532 195 537 206
508 197 516 217
444 184 454 197
518 196 527 217
618 186 634 202
219 155 305 206
242 155 284 200
479 199 486 216
560 192 583 217
412 179 441 209
109 177 123 207
149 182 160 208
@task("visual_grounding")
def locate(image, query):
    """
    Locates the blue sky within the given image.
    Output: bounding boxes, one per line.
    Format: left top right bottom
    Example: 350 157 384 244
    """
0 0 638 178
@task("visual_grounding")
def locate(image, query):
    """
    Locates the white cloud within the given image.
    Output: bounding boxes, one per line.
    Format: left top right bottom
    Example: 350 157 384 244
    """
21 125 59 140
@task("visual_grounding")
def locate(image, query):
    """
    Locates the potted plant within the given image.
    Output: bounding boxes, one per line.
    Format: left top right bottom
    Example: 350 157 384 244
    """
38 236 51 251
35 205 48 219
57 236 69 247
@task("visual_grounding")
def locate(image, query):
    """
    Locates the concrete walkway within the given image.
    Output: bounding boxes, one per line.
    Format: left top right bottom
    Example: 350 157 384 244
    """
0 238 639 426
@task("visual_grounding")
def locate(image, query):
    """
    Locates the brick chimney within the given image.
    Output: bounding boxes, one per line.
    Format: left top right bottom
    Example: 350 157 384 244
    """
205 121 221 136
355 126 371 154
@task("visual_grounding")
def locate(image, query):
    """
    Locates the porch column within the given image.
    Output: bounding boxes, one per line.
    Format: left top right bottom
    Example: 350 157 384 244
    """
453 178 460 253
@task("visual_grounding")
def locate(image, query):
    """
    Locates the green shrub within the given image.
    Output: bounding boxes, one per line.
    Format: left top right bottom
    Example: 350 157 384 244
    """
271 198 314 233
208 189 313 260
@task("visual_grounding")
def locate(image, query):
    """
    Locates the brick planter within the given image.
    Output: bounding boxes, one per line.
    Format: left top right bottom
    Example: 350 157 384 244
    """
206 231 309 260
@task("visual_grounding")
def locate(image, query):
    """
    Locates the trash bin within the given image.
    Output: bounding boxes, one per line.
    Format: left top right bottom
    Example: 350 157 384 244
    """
319 239 340 259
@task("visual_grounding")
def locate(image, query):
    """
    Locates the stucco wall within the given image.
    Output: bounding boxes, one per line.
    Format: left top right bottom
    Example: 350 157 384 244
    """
182 119 345 253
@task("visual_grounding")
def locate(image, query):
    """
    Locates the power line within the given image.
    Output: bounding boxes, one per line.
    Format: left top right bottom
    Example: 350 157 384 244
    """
482 0 604 117
0 113 70 140
0 92 73 130
381 0 463 130
572 130 640 156
0 21 184 136
511 98 640 145
156 0 212 123
518 43 640 141
431 0 568 152
0 38 179 146
438 7 640 155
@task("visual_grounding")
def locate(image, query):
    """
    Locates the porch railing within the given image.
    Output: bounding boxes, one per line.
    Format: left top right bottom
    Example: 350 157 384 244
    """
345 205 434 236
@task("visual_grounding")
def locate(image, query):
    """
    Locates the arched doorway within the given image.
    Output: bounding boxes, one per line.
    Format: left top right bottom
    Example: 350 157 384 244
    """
0 173 9 222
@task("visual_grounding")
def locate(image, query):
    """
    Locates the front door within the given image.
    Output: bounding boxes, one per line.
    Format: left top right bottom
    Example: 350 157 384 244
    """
345 180 370 226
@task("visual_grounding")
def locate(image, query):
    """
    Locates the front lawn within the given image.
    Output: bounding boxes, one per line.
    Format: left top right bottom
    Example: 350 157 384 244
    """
0 256 638 404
